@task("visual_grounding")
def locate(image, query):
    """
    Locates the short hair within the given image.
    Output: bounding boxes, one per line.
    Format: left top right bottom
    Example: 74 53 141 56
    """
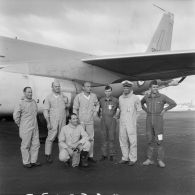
68 113 78 121
52 81 60 87
149 80 158 87
23 87 31 92
105 85 112 91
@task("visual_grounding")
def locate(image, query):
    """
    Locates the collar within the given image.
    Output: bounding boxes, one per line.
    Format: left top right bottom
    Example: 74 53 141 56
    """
68 123 77 129
122 91 133 98
22 98 33 102
104 96 113 101
148 92 161 98
82 92 91 100
52 92 60 98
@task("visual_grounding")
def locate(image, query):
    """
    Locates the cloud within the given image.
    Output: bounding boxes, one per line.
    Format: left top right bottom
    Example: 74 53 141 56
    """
0 0 195 102
1 0 194 53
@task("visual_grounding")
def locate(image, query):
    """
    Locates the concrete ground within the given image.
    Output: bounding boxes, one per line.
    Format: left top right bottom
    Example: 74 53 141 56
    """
0 111 194 195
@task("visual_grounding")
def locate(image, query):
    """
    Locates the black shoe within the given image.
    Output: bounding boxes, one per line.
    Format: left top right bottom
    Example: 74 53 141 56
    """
100 155 107 161
23 163 32 168
88 157 97 163
64 161 70 167
79 151 89 167
31 162 41 167
80 157 89 167
128 161 136 166
67 159 71 166
118 159 129 164
109 156 114 161
45 155 53 163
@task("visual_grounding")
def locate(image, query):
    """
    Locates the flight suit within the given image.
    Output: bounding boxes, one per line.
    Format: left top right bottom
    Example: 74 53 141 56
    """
13 99 40 165
141 92 176 161
44 93 68 155
73 92 99 158
119 92 142 162
100 96 119 157
58 124 90 163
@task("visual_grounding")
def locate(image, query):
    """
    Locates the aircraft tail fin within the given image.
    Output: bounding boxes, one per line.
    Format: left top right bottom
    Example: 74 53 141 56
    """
146 10 174 52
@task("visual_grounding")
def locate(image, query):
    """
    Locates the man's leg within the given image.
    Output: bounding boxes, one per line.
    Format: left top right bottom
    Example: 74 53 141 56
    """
108 118 116 159
119 123 129 162
45 121 58 163
85 124 95 158
20 130 33 166
45 126 58 156
59 148 70 162
157 139 165 162
127 130 137 164
58 117 66 138
155 116 165 168
30 128 40 164
146 116 155 160
143 116 155 165
100 119 108 158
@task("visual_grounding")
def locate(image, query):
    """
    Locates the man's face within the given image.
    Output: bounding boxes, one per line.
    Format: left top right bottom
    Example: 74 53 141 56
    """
52 83 61 93
150 85 159 94
83 82 91 93
24 88 32 100
123 86 132 95
105 89 112 98
70 115 78 126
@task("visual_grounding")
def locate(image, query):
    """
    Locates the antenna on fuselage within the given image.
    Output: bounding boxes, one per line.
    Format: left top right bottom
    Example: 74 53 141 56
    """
153 4 166 12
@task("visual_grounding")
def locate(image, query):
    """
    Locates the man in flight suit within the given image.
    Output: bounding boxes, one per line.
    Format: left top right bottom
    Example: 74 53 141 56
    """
73 81 99 163
13 87 41 168
118 80 142 166
59 113 91 167
99 85 119 161
44 80 69 163
141 80 176 168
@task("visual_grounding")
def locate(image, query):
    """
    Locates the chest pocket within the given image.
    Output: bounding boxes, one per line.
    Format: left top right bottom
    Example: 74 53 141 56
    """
145 100 152 113
51 97 66 109
59 98 66 109
22 102 37 117
155 101 163 112
126 101 135 113
70 131 80 143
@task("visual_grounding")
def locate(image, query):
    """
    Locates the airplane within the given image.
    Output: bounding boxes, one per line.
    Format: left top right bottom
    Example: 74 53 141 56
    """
0 9 194 123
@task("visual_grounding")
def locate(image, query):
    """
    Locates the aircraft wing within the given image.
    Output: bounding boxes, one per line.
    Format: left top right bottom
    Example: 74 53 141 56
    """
1 36 195 83
83 50 195 81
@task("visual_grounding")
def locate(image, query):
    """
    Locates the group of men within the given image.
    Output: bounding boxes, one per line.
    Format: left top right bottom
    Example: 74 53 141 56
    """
13 79 176 169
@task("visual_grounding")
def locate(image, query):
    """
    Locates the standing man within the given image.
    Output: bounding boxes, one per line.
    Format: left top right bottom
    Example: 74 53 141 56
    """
73 81 99 163
59 113 91 167
141 80 176 168
13 87 40 168
118 80 142 166
99 85 119 161
44 80 69 163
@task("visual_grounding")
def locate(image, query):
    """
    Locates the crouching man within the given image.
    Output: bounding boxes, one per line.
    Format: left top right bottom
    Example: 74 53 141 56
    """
58 113 90 167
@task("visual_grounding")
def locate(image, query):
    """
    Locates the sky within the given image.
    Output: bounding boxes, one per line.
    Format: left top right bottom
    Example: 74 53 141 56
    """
0 0 195 103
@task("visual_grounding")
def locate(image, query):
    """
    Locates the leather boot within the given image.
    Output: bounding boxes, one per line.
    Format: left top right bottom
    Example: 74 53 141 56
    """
80 151 89 167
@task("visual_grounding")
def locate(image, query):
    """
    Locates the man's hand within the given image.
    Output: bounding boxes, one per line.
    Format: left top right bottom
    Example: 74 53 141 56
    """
161 109 166 115
113 115 119 120
67 147 73 155
47 122 52 130
93 112 100 121
16 122 20 128
73 142 82 149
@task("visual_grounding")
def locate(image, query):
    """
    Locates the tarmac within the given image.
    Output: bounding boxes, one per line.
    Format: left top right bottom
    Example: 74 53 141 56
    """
0 111 195 195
